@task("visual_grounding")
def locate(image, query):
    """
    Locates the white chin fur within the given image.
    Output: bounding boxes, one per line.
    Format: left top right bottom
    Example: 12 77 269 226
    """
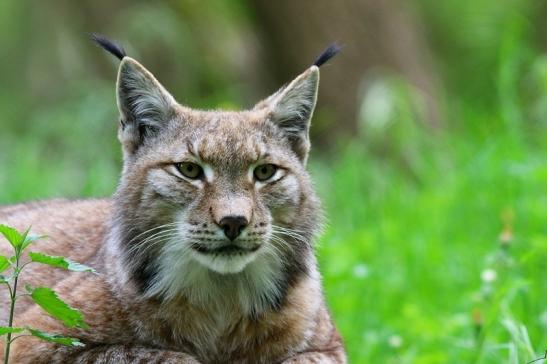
191 250 259 274
145 221 286 315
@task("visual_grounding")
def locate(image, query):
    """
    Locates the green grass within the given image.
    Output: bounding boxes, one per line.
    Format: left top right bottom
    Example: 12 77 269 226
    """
314 128 546 363
310 26 547 363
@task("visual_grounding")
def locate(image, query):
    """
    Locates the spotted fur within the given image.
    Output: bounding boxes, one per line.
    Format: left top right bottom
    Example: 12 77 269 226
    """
0 39 345 363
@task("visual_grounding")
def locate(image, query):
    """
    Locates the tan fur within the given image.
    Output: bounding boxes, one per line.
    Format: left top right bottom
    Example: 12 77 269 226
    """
0 54 345 363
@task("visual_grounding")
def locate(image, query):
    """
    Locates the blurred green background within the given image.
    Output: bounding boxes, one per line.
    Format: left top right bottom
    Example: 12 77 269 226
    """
0 1 546 363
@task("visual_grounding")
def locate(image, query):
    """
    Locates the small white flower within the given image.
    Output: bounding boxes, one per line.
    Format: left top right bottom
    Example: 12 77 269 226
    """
362 330 379 343
540 310 547 327
388 335 403 348
352 263 369 278
481 269 497 283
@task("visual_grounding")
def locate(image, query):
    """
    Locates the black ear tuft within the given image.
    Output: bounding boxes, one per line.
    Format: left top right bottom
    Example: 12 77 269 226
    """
312 43 342 67
91 33 127 60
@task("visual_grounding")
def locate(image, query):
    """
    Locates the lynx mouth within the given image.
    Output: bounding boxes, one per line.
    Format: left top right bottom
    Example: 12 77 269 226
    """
191 243 261 255
189 242 263 274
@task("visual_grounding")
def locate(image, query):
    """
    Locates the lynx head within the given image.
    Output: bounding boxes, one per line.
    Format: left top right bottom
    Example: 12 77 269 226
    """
93 35 340 314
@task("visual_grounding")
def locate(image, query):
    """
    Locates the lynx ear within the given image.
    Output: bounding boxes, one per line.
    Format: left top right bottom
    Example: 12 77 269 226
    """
260 66 319 163
116 57 177 154
256 43 341 163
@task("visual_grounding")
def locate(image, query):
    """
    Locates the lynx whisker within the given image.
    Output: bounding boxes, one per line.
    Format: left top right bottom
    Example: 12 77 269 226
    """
126 227 180 255
271 225 308 244
125 223 179 246
268 235 293 255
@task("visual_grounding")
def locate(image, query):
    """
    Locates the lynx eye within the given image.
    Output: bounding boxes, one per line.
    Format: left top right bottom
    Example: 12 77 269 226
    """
175 162 203 180
253 164 278 182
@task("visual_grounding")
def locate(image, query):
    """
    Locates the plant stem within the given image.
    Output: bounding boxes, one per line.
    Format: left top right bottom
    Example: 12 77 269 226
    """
8 335 31 345
3 256 19 364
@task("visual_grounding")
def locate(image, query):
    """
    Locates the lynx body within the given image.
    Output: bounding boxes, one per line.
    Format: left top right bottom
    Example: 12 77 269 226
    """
0 37 345 363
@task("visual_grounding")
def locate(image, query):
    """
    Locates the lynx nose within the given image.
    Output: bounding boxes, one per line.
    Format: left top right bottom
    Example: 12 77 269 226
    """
219 216 248 241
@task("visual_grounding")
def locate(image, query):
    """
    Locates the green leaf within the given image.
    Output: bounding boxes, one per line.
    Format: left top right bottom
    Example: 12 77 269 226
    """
20 234 45 252
0 255 10 272
29 287 88 329
28 328 84 347
0 275 9 284
0 326 24 335
28 252 96 274
0 224 23 249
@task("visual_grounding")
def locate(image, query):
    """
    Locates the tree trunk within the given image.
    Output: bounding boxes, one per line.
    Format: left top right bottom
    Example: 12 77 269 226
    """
252 0 442 146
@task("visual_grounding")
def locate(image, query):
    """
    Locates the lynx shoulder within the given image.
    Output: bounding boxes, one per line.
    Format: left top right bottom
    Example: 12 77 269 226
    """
0 36 346 363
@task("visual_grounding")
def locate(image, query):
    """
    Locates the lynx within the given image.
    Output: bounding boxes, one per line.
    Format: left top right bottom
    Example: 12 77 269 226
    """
0 35 346 363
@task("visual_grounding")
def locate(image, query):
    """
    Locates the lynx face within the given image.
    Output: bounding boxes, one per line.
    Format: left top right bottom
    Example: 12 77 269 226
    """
106 50 325 313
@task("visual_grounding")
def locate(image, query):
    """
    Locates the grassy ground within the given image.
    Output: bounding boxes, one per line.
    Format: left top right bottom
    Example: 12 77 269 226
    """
314 129 546 363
